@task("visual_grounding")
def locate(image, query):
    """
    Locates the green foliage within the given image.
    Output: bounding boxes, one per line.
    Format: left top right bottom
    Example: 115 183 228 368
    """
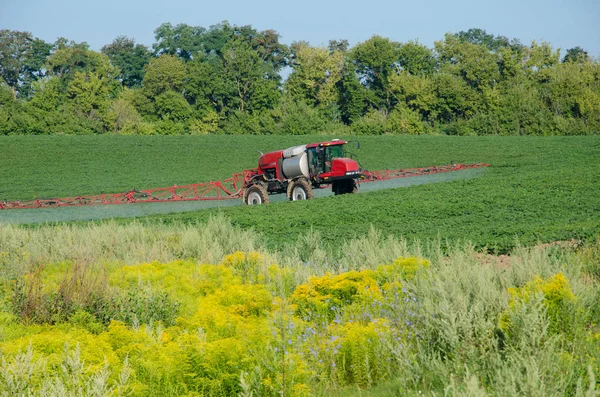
350 108 387 135
501 273 577 337
1 236 599 395
184 56 232 115
454 28 520 53
105 91 143 134
142 55 186 97
336 66 368 125
154 91 192 122
221 38 280 114
220 110 276 135
273 97 339 135
153 22 207 60
397 41 436 75
351 35 400 110
101 36 151 88
286 45 344 108
2 25 600 136
563 46 589 63
0 30 52 98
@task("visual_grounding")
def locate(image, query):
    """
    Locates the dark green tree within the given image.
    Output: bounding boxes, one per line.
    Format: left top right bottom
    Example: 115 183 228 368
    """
397 41 436 75
153 23 206 60
101 36 151 87
221 38 280 113
337 64 368 124
185 55 233 115
562 47 589 63
351 36 400 110
454 28 522 52
328 39 349 54
0 30 52 97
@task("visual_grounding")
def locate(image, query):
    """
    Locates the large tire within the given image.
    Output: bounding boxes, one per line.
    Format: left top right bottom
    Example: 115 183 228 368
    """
243 184 269 205
333 180 357 195
287 178 314 201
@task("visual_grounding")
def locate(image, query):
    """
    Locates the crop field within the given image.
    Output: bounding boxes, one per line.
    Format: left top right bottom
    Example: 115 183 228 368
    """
1 135 599 252
1 135 600 396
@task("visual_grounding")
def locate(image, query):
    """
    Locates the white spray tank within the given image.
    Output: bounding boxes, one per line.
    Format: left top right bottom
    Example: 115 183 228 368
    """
281 145 309 179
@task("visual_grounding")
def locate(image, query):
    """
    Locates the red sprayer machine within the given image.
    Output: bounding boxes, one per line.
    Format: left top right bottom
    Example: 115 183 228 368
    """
1 140 488 209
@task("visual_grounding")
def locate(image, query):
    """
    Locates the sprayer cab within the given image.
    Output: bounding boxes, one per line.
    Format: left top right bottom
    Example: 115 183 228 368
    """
243 140 362 204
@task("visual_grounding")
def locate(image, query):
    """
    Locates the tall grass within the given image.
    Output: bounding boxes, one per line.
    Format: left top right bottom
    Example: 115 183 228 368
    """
0 216 599 396
0 214 258 274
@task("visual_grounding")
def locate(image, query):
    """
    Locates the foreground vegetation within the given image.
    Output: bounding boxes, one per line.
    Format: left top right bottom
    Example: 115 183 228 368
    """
1 25 599 137
0 217 599 396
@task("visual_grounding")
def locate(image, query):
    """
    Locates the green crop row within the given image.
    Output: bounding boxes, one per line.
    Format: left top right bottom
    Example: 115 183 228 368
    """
1 135 599 252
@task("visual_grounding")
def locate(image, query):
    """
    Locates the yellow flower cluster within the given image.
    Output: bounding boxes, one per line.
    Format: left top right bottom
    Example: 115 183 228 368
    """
292 256 429 317
375 256 431 281
292 270 381 316
502 272 577 336
507 272 576 308
0 254 431 395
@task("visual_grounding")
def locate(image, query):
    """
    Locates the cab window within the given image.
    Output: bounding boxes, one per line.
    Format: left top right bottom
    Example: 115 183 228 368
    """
324 145 344 172
328 145 344 159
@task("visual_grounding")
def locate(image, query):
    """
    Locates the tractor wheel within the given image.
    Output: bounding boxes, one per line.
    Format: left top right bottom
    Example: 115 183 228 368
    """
243 184 269 205
333 180 357 195
287 178 314 201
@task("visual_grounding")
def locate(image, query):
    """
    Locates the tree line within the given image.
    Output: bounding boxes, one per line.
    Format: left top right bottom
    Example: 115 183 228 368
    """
1 23 598 136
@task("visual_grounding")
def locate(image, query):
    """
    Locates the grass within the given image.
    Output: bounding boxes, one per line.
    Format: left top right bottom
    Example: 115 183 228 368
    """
0 217 599 396
1 135 599 253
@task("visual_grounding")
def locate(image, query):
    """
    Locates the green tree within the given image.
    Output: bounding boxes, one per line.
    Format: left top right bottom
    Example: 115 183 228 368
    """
386 105 429 134
397 41 436 75
562 47 589 63
388 71 437 121
337 65 367 124
328 39 349 54
154 90 192 122
101 36 151 87
523 41 560 79
542 60 600 122
454 28 522 53
27 77 63 112
435 34 501 91
45 42 119 93
432 72 480 123
66 72 111 118
351 35 400 110
142 54 186 97
105 89 143 134
221 38 279 113
185 55 233 115
286 44 344 108
153 23 206 60
153 21 289 72
0 30 52 97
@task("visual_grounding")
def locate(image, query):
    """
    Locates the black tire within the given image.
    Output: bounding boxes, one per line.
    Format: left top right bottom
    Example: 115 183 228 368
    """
243 184 269 205
287 178 314 201
333 179 357 195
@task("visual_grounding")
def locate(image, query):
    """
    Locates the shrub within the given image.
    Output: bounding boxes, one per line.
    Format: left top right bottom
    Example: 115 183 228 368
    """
350 108 387 135
291 270 381 319
502 272 577 336
386 106 430 135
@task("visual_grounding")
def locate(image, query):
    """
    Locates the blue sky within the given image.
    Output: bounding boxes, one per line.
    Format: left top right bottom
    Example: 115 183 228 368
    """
1 0 599 57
